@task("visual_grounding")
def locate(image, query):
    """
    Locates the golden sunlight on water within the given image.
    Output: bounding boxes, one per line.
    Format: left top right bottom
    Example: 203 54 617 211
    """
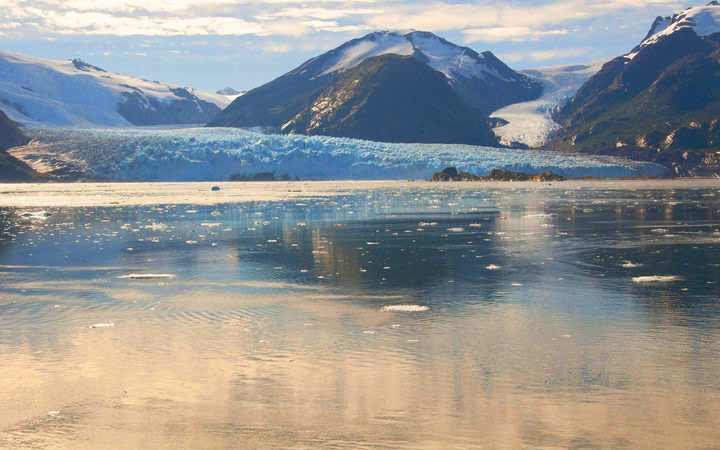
1 181 720 448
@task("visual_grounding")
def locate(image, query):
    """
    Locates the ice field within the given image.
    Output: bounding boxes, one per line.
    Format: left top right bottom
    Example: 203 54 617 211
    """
23 127 665 181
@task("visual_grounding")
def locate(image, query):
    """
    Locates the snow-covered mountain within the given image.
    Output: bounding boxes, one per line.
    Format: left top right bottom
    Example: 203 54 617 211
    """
0 50 232 127
216 87 245 102
550 2 720 176
209 30 542 131
634 1 720 52
490 61 605 148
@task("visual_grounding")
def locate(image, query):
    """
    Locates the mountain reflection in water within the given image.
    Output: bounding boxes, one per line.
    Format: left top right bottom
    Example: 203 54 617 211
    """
1 183 719 449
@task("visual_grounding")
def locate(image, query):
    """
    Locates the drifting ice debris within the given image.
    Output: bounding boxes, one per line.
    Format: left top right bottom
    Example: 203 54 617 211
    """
623 261 643 268
381 305 430 312
89 323 114 328
632 276 681 283
20 211 52 219
118 274 176 280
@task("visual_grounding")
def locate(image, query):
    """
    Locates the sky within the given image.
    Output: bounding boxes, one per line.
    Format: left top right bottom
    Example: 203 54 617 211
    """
0 0 691 92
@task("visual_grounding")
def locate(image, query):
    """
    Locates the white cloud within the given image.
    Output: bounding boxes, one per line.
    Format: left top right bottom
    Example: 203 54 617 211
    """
0 0 693 44
500 46 592 63
463 27 569 43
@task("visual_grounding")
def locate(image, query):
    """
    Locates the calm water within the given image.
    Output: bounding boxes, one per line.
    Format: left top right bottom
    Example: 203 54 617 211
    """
1 183 720 449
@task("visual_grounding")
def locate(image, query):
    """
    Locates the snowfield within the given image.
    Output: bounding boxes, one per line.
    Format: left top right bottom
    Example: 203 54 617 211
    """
638 2 720 50
318 30 520 83
490 61 605 148
0 50 231 127
20 127 666 181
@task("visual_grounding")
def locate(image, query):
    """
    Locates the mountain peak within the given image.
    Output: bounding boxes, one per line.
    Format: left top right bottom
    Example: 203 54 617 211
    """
71 58 106 73
216 87 243 96
637 2 720 49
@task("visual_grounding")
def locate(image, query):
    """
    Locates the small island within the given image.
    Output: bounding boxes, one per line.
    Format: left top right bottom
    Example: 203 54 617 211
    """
430 167 568 182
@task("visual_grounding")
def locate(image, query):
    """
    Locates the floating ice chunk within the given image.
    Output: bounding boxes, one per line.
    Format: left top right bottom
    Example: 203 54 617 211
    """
89 323 114 328
632 276 681 283
118 274 176 280
381 305 430 312
622 261 643 268
19 211 52 220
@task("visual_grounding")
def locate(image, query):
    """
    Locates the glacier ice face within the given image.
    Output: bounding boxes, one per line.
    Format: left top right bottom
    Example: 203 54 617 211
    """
25 127 666 181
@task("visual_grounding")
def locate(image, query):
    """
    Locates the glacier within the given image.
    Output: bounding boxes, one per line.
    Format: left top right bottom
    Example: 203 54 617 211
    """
490 61 606 148
21 127 666 181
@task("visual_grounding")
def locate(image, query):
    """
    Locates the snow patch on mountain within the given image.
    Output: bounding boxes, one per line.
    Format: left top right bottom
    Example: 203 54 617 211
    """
490 61 606 148
638 2 720 49
19 127 665 181
319 31 512 83
216 87 245 102
0 50 231 127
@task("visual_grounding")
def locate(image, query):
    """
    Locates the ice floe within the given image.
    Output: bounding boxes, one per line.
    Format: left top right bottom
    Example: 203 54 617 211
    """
381 305 431 312
632 276 681 283
118 274 176 280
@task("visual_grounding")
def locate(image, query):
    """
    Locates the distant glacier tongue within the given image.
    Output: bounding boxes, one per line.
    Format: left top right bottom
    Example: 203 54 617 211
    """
26 127 665 181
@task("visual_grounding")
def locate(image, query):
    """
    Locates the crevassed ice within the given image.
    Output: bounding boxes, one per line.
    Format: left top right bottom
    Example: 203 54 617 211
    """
26 127 666 181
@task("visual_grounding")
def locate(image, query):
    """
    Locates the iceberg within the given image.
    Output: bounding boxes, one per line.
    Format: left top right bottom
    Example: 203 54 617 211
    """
24 127 666 181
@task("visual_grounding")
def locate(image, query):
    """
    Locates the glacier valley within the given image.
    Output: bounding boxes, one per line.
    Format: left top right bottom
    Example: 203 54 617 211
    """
15 127 666 181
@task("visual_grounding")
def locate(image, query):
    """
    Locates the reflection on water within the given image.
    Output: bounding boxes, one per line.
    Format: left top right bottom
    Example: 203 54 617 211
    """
1 184 720 449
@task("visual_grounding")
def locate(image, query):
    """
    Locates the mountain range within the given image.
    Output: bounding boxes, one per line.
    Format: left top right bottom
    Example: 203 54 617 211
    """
208 30 542 145
0 50 232 127
2 3 720 179
550 1 720 175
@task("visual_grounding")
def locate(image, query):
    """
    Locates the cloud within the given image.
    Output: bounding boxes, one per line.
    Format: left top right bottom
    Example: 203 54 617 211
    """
500 47 592 63
463 27 569 43
0 0 691 45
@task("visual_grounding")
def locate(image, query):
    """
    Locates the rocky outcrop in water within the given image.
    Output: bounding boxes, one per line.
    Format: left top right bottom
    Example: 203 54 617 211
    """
430 167 568 182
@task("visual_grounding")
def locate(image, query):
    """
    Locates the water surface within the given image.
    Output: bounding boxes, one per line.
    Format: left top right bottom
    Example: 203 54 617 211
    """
1 182 719 449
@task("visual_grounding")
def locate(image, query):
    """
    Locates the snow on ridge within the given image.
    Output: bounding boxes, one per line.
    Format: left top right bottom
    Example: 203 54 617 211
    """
638 2 720 49
24 127 665 181
490 61 606 148
0 49 231 127
318 31 505 82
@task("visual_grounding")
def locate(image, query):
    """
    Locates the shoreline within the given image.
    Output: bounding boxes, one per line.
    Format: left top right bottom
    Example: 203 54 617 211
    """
1 178 719 208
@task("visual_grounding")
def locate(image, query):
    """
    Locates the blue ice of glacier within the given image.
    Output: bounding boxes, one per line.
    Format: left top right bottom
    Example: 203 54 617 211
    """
27 127 666 181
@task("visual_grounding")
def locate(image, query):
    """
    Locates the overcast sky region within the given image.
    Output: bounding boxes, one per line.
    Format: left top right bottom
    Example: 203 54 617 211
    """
0 0 689 91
